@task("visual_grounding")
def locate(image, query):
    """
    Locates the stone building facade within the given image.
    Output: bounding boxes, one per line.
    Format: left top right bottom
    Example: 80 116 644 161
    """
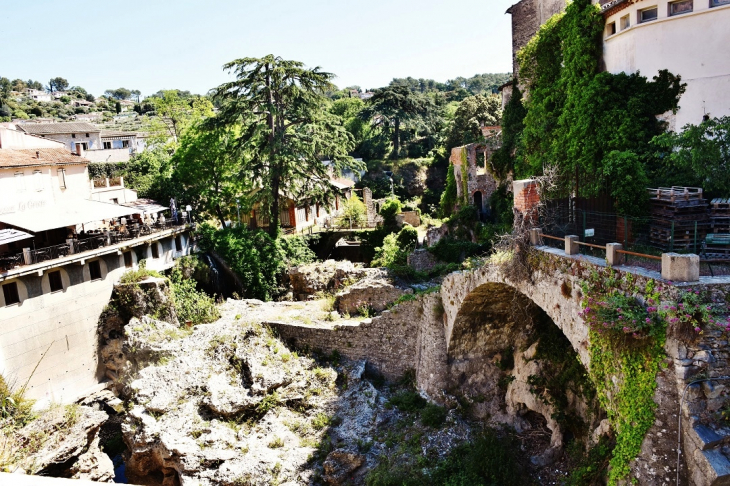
506 0 567 77
450 134 500 217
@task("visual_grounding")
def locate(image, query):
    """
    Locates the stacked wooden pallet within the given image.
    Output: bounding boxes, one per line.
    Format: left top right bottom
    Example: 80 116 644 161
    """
704 199 730 259
709 198 730 234
647 187 708 251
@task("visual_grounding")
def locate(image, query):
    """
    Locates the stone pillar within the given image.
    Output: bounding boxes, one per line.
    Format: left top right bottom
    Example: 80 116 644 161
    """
565 235 579 256
529 228 542 246
22 247 32 265
661 253 700 282
606 243 623 266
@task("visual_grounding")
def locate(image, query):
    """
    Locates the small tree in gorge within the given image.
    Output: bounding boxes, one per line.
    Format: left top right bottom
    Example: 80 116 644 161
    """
210 55 360 237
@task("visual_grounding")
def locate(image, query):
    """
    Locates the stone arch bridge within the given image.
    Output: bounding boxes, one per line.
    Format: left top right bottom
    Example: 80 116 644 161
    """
270 246 730 485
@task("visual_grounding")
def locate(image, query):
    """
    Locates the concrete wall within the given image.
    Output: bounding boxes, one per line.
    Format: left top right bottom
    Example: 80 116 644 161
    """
84 148 130 163
43 132 102 152
0 127 66 150
0 163 90 217
601 1 730 129
0 231 193 407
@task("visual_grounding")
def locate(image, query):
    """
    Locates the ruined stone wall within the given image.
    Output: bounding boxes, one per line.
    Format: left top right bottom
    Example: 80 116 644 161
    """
267 299 429 381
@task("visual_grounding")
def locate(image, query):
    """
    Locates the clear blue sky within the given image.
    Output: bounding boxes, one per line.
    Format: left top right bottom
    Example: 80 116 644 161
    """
2 0 516 97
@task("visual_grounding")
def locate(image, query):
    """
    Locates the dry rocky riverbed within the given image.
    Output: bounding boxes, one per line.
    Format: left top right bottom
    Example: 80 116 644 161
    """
115 298 475 485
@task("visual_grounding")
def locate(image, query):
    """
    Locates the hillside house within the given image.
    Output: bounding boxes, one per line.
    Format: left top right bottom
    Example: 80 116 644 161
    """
26 89 52 102
243 178 356 233
0 127 193 406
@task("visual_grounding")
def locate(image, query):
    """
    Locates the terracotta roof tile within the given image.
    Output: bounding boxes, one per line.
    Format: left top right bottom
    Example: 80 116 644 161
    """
17 122 101 135
0 148 88 168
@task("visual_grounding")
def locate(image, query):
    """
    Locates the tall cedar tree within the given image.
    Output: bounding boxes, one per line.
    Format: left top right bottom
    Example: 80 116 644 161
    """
360 85 429 159
211 55 358 237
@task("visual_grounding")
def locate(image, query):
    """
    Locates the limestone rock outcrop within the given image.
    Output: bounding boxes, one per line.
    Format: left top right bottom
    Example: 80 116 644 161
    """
12 405 114 482
288 260 368 299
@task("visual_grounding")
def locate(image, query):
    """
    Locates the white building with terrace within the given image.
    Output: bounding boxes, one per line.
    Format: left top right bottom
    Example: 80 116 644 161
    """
0 127 194 407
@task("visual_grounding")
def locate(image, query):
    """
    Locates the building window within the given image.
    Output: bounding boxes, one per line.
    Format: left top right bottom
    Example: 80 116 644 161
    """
85 133 89 137
33 170 43 191
122 140 129 148
669 0 693 15
49 270 63 292
71 133 76 138
57 168 67 189
89 260 102 280
607 21 616 36
712 0 730 6
3 282 20 306
151 243 159 259
620 14 630 29
123 251 133 268
175 235 182 252
103 141 112 149
15 172 25 192
639 6 659 22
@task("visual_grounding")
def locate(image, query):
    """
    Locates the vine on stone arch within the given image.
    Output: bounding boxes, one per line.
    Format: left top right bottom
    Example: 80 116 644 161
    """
579 267 666 484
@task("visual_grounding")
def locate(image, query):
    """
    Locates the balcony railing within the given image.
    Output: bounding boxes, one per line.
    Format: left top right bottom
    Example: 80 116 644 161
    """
0 216 193 273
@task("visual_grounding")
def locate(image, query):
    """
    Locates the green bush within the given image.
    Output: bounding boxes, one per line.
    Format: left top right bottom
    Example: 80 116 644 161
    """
168 259 220 325
430 431 527 486
387 390 427 412
371 233 405 268
421 403 447 427
336 193 367 228
380 197 403 230
396 225 418 250
197 223 316 301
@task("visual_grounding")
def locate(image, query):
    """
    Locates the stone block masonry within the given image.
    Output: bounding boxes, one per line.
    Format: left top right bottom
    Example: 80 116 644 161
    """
267 295 445 385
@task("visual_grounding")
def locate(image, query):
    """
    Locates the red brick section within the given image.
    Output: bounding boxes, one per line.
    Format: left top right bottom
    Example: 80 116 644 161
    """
513 180 540 224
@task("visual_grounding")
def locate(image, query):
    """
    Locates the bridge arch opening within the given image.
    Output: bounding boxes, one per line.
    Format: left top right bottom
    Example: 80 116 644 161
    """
447 281 605 466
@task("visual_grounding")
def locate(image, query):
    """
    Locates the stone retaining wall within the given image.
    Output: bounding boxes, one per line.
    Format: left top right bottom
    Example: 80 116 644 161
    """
267 299 428 381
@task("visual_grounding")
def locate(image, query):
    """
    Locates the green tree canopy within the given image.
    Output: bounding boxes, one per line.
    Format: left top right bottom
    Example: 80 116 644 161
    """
146 91 214 146
653 116 730 198
360 85 431 159
172 125 248 227
445 94 502 150
48 77 69 93
210 54 359 237
105 87 132 100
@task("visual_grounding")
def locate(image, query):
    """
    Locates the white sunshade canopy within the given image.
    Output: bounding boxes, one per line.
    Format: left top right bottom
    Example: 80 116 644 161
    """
0 199 135 233
0 228 33 245
121 199 169 214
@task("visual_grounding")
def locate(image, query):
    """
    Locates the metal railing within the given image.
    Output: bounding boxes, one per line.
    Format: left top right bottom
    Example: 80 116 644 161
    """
0 218 192 274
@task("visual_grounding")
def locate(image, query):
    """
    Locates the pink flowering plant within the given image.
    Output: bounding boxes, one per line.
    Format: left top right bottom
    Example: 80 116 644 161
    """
659 288 729 335
581 291 662 339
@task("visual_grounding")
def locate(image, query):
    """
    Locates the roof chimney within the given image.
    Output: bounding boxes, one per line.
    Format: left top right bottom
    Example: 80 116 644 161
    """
36 151 40 159
75 143 84 157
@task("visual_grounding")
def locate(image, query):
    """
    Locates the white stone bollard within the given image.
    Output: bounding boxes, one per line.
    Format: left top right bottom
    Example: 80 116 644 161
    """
529 228 542 246
606 243 623 266
661 253 700 282
565 235 580 256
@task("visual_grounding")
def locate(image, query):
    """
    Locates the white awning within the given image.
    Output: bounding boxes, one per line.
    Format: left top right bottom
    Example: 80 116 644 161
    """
0 199 135 233
121 198 169 214
0 228 33 245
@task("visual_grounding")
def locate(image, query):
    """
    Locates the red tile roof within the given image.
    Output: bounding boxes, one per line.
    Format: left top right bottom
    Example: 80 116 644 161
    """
0 148 89 168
